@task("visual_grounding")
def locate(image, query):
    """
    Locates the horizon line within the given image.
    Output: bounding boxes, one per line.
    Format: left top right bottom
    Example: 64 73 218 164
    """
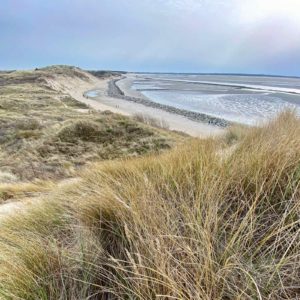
1 64 300 79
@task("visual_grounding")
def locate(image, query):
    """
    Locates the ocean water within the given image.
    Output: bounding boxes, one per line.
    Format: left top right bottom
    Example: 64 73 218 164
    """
130 74 300 125
85 90 101 97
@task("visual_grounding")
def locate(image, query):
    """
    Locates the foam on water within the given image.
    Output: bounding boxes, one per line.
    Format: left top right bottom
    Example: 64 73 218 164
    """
130 75 300 125
141 90 299 125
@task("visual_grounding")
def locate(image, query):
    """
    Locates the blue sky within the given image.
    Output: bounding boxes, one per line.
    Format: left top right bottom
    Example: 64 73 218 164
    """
1 0 300 75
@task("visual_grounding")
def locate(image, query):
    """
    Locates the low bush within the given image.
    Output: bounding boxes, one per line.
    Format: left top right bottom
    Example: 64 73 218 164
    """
57 120 104 143
15 119 41 131
61 96 89 108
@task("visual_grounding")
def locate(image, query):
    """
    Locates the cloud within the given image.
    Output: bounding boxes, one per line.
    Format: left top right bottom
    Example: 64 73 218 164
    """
0 0 299 75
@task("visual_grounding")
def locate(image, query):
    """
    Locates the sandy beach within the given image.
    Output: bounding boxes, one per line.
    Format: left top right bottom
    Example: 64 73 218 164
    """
45 72 127 115
47 71 224 137
59 73 224 137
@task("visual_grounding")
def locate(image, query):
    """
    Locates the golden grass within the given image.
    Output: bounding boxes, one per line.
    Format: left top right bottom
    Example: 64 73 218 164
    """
0 181 55 202
0 111 299 299
133 113 170 130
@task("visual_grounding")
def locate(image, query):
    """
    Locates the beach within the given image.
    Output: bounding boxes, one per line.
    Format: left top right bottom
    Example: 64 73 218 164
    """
116 73 300 126
59 73 225 137
52 71 300 135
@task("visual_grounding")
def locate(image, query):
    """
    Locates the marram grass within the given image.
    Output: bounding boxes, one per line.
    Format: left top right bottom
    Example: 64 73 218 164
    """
0 111 299 299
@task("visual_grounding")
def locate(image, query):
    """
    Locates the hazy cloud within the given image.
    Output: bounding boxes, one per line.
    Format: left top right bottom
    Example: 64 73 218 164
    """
0 0 299 75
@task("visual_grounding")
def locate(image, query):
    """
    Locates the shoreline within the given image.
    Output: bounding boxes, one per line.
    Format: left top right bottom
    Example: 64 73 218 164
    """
81 76 224 137
107 77 230 127
44 70 223 137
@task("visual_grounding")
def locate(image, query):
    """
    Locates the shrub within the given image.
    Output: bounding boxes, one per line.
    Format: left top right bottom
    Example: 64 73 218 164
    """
57 120 104 143
61 97 89 109
15 130 42 139
15 119 41 131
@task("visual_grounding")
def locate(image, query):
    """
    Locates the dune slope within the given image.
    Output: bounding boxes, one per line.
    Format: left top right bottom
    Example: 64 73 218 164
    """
0 111 299 299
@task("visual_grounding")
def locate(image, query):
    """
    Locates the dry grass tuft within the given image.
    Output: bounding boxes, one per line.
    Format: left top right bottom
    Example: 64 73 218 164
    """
0 180 54 202
133 113 170 130
222 123 250 145
0 111 299 299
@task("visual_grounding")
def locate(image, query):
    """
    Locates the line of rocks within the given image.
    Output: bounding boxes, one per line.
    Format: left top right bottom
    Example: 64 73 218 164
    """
107 78 230 127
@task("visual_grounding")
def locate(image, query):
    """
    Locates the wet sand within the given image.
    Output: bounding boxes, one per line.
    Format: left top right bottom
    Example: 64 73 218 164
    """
48 72 224 137
85 76 224 137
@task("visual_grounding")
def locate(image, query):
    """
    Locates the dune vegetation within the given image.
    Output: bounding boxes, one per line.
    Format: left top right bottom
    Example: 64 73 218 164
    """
0 109 299 299
0 66 178 203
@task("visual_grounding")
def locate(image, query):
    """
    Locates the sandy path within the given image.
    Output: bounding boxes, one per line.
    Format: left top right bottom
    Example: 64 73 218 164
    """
0 178 80 220
0 197 42 220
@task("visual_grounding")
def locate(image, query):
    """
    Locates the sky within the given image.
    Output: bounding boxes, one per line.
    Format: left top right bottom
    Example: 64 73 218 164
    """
1 0 300 75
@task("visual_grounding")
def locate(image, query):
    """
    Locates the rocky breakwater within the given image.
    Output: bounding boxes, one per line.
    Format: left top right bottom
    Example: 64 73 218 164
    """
108 78 230 127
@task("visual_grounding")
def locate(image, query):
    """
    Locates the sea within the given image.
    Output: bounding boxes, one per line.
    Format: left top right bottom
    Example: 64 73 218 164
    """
129 74 300 125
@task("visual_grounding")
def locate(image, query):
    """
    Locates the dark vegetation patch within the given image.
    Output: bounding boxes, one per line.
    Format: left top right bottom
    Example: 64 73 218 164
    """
88 70 126 78
60 96 89 108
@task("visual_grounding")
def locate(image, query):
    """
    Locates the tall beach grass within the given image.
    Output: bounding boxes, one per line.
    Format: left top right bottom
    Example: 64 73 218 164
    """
0 111 299 299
